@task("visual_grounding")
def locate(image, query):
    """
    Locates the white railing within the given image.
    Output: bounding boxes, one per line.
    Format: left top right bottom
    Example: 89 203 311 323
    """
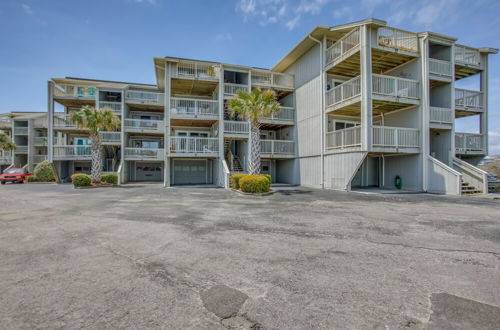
0 156 12 165
260 140 294 155
452 157 488 194
14 145 28 153
14 127 28 135
53 145 92 159
224 83 248 95
430 106 453 124
250 71 294 89
455 88 483 110
54 85 96 98
429 58 452 77
326 126 361 149
262 106 294 122
175 61 220 80
170 97 219 118
455 133 484 153
170 137 219 154
99 101 122 114
325 76 361 107
372 126 420 148
125 91 163 106
325 27 360 67
0 117 11 128
377 27 418 53
54 114 78 129
124 147 164 160
427 156 462 195
273 72 294 89
124 118 163 131
224 120 249 134
33 136 48 146
372 74 419 99
32 155 48 164
455 45 480 66
100 131 121 144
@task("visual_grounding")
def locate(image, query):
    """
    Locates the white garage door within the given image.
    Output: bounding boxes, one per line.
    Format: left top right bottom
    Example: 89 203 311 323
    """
173 159 208 185
136 162 163 181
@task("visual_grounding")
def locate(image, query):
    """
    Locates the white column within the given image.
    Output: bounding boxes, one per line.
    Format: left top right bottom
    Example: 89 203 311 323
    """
420 36 430 192
480 54 489 155
360 25 373 151
218 64 225 184
164 62 171 187
450 44 457 163
47 81 54 163
120 87 126 183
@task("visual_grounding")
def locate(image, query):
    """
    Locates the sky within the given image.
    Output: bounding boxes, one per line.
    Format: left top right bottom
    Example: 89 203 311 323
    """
0 0 499 154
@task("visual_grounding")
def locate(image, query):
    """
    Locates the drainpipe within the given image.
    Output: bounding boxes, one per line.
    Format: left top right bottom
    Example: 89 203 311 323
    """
308 34 325 189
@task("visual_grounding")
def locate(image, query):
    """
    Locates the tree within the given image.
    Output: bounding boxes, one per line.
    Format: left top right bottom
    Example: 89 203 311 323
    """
227 88 281 174
0 132 16 152
70 106 120 183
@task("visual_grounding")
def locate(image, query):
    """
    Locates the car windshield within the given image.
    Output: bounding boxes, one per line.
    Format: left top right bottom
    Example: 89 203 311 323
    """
4 169 24 174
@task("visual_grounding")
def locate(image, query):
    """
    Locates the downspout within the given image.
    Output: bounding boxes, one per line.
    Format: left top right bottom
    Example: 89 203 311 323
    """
308 34 325 189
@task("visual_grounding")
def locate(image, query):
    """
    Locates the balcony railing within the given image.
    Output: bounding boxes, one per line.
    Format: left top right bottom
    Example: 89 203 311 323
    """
170 137 219 154
429 59 452 78
372 126 420 149
33 136 48 146
0 118 10 129
54 85 97 98
100 132 121 144
377 27 418 53
325 76 361 108
224 83 248 95
0 155 12 165
14 145 28 153
372 74 419 99
224 120 249 135
262 106 294 122
260 140 294 156
455 45 480 66
175 61 220 80
326 126 361 149
53 145 92 160
54 114 78 129
14 127 28 135
325 27 360 67
125 91 163 106
170 97 219 118
430 107 453 124
251 70 294 89
32 155 48 163
99 101 122 114
455 88 483 111
124 147 164 160
455 133 484 153
124 118 163 131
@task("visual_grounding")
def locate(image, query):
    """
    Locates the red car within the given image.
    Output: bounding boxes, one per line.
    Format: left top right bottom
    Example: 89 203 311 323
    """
0 168 32 184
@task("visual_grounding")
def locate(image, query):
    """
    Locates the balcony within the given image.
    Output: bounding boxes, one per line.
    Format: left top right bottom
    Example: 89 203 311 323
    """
224 83 247 96
174 61 220 81
0 155 12 165
53 145 92 160
224 120 249 137
325 27 360 69
124 147 164 161
54 114 80 130
455 45 480 67
32 155 48 164
326 126 361 150
429 59 453 81
260 140 295 158
430 107 453 126
170 97 219 120
0 117 10 129
14 145 28 154
250 70 294 90
377 27 418 54
455 133 485 155
124 118 163 134
100 132 121 145
99 101 122 115
125 91 164 107
33 136 48 146
15 127 29 135
455 88 483 117
54 85 97 99
261 106 294 126
170 137 219 157
372 126 420 152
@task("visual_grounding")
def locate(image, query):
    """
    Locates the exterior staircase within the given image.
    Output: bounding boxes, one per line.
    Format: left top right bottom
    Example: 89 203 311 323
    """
461 181 482 195
224 139 245 173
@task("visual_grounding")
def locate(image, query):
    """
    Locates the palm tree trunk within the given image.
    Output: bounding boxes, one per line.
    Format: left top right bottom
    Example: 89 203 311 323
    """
90 134 102 183
249 124 261 175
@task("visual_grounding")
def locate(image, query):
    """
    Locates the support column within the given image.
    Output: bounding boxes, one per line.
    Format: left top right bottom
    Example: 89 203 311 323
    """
47 81 54 163
420 36 430 191
120 87 126 184
218 64 225 185
480 54 489 155
360 25 373 151
164 62 171 187
450 43 457 163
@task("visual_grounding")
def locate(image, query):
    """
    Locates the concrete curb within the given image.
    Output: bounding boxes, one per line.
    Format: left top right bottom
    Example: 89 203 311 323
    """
230 188 276 196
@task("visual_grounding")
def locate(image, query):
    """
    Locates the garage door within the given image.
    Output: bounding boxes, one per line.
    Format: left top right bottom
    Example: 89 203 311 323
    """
173 159 207 185
136 162 163 181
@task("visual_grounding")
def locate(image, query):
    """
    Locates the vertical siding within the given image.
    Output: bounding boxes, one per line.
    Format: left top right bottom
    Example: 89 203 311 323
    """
276 159 299 184
383 154 423 191
324 152 367 189
298 156 322 188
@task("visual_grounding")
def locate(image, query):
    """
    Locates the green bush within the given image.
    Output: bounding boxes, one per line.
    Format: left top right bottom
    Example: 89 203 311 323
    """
239 175 271 194
33 160 56 182
101 174 118 185
71 173 91 187
262 174 271 184
27 175 37 183
230 174 247 189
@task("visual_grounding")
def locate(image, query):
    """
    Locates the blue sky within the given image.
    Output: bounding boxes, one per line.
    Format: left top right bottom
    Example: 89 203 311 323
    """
0 0 499 153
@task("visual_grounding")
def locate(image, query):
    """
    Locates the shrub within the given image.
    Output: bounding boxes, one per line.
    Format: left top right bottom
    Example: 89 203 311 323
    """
71 173 91 187
100 174 118 185
239 175 271 194
27 175 37 183
262 174 271 184
33 160 56 182
230 174 247 189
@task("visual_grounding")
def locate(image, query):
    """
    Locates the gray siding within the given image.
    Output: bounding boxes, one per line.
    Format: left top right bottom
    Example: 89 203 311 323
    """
383 154 423 191
324 151 367 189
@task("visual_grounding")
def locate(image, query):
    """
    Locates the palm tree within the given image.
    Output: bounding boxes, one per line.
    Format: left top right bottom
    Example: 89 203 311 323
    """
70 106 120 183
0 132 16 152
227 88 281 175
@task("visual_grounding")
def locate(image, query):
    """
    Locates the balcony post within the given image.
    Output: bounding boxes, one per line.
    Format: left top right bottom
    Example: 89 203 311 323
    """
480 53 489 155
47 81 54 163
164 62 171 187
360 25 373 151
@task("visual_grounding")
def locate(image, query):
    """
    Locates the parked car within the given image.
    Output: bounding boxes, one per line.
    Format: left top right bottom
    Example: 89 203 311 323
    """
0 168 32 184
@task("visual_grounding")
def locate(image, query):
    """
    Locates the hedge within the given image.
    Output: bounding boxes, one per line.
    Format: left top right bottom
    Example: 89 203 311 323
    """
33 160 56 182
101 174 118 185
239 175 271 194
71 173 92 187
27 175 37 183
230 174 247 189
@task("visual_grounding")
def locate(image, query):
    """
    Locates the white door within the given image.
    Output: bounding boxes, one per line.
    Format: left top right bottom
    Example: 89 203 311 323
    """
173 159 208 185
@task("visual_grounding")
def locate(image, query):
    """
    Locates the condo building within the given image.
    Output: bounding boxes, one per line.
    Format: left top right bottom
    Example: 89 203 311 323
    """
38 19 497 194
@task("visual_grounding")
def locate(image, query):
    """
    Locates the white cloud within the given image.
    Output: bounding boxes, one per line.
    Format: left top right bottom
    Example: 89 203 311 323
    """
286 15 301 30
333 6 352 20
21 3 34 15
215 32 232 41
415 0 458 27
296 0 328 15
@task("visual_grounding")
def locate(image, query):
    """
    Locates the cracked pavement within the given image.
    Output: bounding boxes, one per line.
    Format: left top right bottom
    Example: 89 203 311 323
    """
0 183 499 329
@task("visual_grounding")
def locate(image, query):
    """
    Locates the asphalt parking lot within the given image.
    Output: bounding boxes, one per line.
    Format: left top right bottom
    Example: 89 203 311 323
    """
0 184 499 329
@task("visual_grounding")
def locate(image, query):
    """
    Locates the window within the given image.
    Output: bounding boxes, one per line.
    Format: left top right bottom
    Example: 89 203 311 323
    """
332 120 360 131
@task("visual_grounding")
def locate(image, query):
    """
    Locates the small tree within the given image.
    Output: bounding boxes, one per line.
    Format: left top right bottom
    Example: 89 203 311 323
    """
227 88 281 174
70 106 120 183
0 132 16 152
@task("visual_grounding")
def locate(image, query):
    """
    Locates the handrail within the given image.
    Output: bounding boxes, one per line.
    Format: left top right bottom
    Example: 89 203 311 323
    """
377 27 418 53
452 157 488 193
427 156 462 195
325 76 361 107
325 27 360 67
455 44 480 66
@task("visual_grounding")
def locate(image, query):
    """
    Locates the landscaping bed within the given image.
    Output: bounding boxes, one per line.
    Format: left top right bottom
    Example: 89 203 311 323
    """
230 174 272 195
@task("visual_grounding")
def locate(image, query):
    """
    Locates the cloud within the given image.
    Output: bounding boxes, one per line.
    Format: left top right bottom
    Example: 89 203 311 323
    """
215 32 232 41
333 6 352 20
414 0 458 27
132 0 157 4
286 15 301 30
21 3 34 15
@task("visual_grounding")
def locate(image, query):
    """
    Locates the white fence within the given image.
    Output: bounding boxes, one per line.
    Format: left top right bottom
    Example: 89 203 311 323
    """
325 76 361 107
170 137 219 154
224 120 249 134
125 91 163 106
455 45 480 66
430 106 453 124
377 27 418 53
455 133 484 153
99 101 122 114
54 114 77 129
53 145 92 159
262 107 294 122
372 74 419 99
170 97 218 117
455 88 483 110
224 83 248 96
325 27 360 67
372 126 420 148
429 58 452 77
326 126 361 149
100 132 121 144
175 61 220 80
260 140 294 155
124 147 164 160
251 70 294 89
124 118 163 131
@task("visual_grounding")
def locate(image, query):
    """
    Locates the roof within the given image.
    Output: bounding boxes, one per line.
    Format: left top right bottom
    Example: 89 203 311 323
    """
52 77 159 90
